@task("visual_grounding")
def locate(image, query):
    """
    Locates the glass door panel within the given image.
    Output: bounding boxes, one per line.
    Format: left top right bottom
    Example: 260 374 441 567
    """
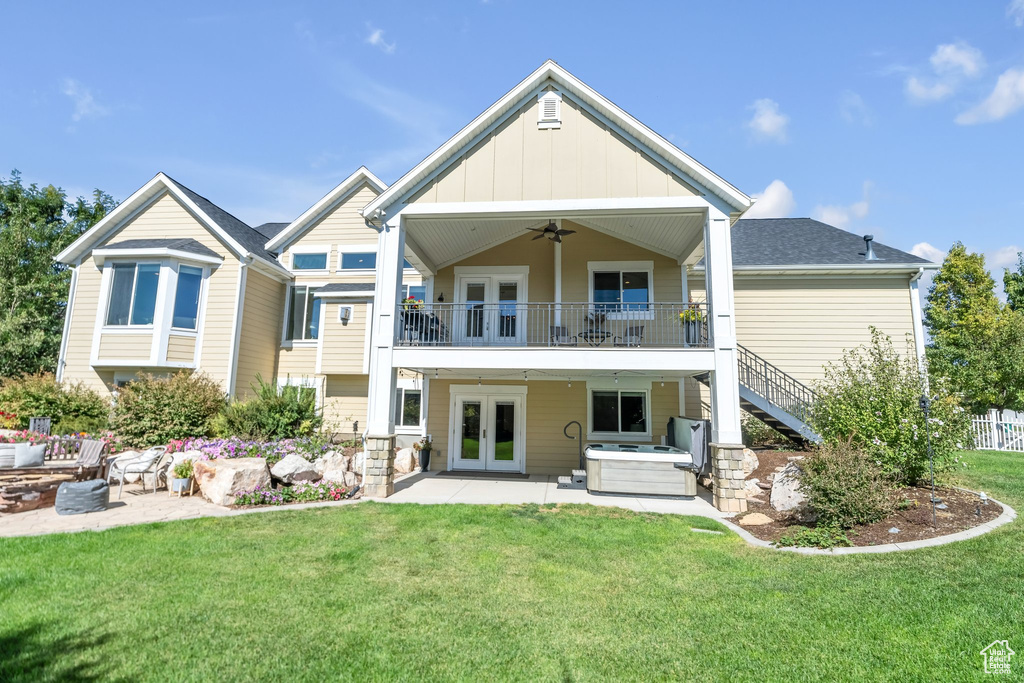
491 401 515 462
495 281 519 342
463 281 487 342
455 399 484 469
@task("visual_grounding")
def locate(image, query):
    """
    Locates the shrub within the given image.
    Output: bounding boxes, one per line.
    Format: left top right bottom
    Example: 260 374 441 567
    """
218 376 323 441
800 443 895 528
776 525 852 549
741 411 793 448
233 481 351 506
168 436 331 466
110 371 226 447
811 328 973 485
0 373 109 432
172 460 194 479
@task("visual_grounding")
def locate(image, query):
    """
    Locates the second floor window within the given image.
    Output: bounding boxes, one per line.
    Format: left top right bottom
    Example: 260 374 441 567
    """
292 252 328 270
593 270 650 311
286 285 320 341
172 266 203 330
340 252 376 270
106 263 160 326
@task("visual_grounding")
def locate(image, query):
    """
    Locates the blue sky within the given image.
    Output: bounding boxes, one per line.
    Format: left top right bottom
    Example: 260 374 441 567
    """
2 1 1023 283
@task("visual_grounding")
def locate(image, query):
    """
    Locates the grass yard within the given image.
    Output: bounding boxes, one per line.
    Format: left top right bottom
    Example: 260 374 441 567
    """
1 451 1021 681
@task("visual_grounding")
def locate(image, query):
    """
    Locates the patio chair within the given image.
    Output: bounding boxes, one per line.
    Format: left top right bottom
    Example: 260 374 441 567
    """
75 439 108 481
549 325 578 347
613 325 645 347
107 446 169 499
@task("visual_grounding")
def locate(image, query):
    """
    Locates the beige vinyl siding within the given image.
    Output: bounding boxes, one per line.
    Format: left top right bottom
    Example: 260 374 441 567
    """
165 335 196 363
434 222 682 305
281 183 381 273
323 375 369 436
410 94 698 204
277 345 318 378
233 269 285 397
62 264 112 394
320 302 370 374
426 379 679 475
98 334 151 361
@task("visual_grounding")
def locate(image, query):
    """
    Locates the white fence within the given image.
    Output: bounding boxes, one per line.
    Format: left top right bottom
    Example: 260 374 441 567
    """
972 413 1024 452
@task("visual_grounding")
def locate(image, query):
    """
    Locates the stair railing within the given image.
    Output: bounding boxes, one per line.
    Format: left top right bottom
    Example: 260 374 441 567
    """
735 344 818 425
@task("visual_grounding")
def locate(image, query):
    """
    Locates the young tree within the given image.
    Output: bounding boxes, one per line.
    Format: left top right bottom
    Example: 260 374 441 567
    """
1004 252 1024 312
0 171 116 377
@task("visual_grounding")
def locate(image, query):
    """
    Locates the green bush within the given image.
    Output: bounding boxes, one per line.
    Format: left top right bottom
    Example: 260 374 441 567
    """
800 443 895 528
775 525 852 549
811 328 973 485
0 373 109 432
218 376 323 441
741 411 793 448
110 371 226 447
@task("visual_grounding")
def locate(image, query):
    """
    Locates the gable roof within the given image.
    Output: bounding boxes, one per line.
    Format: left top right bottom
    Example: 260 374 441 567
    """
56 173 288 277
252 222 288 239
729 218 932 268
97 238 222 260
264 167 387 251
361 60 751 219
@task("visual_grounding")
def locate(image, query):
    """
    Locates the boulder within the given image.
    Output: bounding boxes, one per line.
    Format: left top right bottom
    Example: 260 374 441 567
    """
394 448 416 474
738 512 773 526
193 458 271 506
769 462 816 521
742 448 759 476
342 470 360 487
743 478 762 497
271 454 321 484
315 452 352 483
352 451 366 473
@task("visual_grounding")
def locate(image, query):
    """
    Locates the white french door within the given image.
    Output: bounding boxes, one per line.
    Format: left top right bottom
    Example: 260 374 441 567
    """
455 273 526 346
451 390 526 472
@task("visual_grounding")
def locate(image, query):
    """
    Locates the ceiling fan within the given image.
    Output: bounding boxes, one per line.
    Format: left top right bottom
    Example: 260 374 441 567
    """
527 220 576 243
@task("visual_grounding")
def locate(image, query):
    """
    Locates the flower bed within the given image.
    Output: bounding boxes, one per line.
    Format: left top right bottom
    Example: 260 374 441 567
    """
234 481 353 506
168 436 331 466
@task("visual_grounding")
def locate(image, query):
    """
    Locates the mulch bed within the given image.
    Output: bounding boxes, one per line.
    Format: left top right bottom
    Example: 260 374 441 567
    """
738 449 1003 547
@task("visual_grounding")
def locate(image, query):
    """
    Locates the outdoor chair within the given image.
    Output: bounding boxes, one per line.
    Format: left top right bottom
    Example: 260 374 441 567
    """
75 439 108 481
613 325 645 347
549 325 578 347
107 446 169 499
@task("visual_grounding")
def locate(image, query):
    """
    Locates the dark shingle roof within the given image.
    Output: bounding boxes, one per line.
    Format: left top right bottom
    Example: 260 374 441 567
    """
252 222 289 240
162 176 281 265
314 283 376 295
100 238 221 260
728 218 930 267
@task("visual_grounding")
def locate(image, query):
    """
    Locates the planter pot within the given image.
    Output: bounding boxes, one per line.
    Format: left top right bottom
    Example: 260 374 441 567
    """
682 320 702 347
14 443 46 468
171 477 192 494
0 443 15 469
418 449 431 472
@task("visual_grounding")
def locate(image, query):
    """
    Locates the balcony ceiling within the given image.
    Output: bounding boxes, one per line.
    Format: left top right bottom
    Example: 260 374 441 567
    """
405 211 706 272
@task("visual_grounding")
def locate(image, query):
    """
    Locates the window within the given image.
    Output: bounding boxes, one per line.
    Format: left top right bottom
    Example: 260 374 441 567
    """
292 252 328 270
286 285 321 341
106 263 160 326
394 388 422 427
172 266 203 329
592 270 651 312
591 390 648 435
340 252 376 270
402 284 427 302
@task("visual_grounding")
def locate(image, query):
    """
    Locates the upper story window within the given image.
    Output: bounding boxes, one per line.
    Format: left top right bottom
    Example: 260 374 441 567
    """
286 285 320 341
592 270 651 311
172 266 203 330
106 263 160 326
402 284 427 302
340 252 376 270
292 252 328 270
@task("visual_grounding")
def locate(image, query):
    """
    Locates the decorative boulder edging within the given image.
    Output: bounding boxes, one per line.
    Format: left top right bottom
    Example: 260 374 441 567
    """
315 452 352 483
271 454 321 484
769 461 815 522
193 458 271 506
394 448 416 475
742 448 759 476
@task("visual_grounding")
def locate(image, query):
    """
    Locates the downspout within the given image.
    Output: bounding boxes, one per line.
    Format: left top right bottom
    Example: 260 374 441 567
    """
909 267 928 392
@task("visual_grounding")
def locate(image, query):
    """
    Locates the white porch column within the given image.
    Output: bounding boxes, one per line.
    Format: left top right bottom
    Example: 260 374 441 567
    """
704 207 742 445
554 239 562 327
365 214 405 497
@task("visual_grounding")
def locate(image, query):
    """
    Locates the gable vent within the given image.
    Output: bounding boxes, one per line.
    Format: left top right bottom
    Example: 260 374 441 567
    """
538 90 562 129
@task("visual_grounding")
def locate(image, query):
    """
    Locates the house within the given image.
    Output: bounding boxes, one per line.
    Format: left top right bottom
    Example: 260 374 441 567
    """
54 61 934 511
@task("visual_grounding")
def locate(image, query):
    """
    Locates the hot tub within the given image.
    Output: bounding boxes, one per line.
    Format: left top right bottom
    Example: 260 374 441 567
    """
584 443 698 497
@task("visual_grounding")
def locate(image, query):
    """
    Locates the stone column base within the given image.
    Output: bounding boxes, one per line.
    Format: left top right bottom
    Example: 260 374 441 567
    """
710 442 747 513
364 435 396 498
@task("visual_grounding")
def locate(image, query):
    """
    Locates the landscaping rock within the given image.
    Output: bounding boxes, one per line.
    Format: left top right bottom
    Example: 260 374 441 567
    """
352 451 366 473
271 454 321 484
744 478 762 497
315 452 353 483
343 470 360 487
770 462 807 513
193 458 270 506
394 448 416 475
738 512 773 526
742 448 759 476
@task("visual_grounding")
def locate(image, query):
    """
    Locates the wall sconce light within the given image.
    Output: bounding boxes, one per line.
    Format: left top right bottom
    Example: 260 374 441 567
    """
437 292 445 302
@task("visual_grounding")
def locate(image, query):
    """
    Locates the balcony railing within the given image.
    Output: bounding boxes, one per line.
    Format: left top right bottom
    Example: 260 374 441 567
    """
395 302 709 349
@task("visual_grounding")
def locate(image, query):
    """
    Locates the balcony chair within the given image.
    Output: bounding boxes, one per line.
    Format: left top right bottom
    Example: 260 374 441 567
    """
613 326 645 347
549 325 578 347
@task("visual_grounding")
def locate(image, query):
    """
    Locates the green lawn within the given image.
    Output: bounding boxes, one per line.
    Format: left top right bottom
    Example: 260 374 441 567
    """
1 451 1021 681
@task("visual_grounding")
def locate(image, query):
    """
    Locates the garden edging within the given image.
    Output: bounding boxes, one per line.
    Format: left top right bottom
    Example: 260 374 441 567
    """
720 494 1017 555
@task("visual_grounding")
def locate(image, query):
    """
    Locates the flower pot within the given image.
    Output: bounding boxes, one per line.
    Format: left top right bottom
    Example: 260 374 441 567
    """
682 320 702 347
418 448 431 472
0 443 15 469
171 477 192 494
14 443 46 468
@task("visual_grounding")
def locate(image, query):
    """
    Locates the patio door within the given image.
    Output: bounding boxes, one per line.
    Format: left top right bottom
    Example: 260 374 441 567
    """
455 272 526 346
451 390 525 472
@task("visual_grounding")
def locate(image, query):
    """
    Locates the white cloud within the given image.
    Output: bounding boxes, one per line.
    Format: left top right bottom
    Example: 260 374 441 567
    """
744 179 796 218
365 26 396 54
955 67 1024 125
911 241 946 263
987 245 1024 270
1009 0 1024 27
746 98 789 143
812 182 872 230
905 41 984 104
61 79 110 122
839 90 873 125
